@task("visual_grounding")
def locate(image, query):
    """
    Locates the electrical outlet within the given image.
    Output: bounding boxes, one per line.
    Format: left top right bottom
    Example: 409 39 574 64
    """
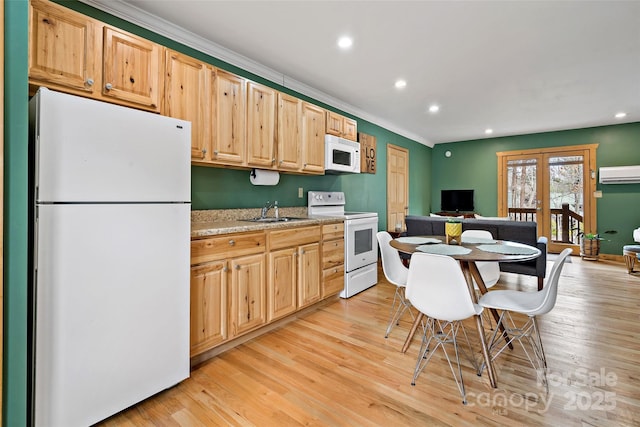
298 187 303 198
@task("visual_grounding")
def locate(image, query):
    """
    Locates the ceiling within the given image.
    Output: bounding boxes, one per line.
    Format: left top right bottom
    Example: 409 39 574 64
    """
88 0 640 147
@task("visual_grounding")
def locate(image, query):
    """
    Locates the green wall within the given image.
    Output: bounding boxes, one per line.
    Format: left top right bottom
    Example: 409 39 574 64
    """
4 1 30 426
431 122 640 255
4 1 431 422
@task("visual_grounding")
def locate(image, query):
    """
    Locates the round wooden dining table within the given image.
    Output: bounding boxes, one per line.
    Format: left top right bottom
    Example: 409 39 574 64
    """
390 235 542 388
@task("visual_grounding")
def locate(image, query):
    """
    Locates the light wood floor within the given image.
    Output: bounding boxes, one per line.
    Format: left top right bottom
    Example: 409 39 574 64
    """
100 257 640 426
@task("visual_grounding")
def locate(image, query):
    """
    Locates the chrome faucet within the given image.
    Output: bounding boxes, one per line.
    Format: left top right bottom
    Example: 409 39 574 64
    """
261 200 278 219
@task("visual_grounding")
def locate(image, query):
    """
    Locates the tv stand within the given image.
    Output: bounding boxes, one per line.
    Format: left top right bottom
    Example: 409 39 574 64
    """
435 211 476 219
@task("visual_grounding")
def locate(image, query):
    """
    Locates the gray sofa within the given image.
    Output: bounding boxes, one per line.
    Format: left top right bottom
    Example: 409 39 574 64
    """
405 215 548 290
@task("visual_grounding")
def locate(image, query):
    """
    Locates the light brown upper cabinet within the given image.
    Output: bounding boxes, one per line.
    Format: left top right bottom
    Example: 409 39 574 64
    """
246 81 277 168
326 110 357 141
28 0 164 112
28 0 100 96
210 68 246 166
277 95 325 174
163 50 210 160
300 102 326 174
102 27 163 112
277 93 302 171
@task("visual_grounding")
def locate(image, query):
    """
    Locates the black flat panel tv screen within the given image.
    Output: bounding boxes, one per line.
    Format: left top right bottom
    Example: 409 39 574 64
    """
441 189 474 212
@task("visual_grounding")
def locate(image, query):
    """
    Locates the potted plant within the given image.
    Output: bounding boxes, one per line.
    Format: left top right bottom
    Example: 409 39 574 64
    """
580 232 602 260
445 218 462 244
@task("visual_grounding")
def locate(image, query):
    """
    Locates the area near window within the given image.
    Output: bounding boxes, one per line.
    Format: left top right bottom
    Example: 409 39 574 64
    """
497 144 598 254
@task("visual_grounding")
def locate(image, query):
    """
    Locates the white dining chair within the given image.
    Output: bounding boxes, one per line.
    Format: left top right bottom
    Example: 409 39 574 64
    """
405 252 483 404
478 248 572 385
461 229 500 289
377 231 413 338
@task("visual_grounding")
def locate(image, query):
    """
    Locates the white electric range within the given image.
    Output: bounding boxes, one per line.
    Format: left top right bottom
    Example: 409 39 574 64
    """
308 191 379 298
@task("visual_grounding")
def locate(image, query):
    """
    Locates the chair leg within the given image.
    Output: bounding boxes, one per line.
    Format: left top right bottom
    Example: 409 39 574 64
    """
385 286 413 338
537 277 544 291
411 319 471 404
481 311 549 387
624 253 637 274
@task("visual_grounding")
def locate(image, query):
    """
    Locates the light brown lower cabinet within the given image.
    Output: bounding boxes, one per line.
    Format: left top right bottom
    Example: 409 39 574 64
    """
229 253 266 337
297 242 321 308
190 231 265 357
267 226 322 318
190 222 342 359
267 247 298 322
321 223 345 297
190 260 227 356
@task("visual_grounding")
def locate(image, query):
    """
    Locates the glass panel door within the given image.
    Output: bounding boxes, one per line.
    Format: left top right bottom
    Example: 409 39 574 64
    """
498 145 597 254
547 154 584 252
505 155 542 223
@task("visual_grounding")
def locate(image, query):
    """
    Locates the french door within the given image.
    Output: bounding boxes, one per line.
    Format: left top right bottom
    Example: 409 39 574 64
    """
497 145 598 254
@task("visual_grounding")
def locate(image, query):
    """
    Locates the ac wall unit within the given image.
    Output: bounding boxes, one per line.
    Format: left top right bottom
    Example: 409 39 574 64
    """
599 165 640 184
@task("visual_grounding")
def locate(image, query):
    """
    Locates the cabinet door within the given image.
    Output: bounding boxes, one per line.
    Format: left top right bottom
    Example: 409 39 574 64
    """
229 253 266 337
211 69 246 165
102 26 163 111
277 93 302 171
246 82 277 168
298 242 321 308
343 117 358 141
267 248 297 322
190 261 227 356
323 265 345 298
164 50 209 160
28 0 99 95
301 102 326 174
326 111 343 137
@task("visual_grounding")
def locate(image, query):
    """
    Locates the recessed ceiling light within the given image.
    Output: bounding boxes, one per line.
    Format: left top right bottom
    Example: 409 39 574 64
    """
337 36 353 49
429 104 440 113
615 112 627 119
395 80 407 89
485 128 494 135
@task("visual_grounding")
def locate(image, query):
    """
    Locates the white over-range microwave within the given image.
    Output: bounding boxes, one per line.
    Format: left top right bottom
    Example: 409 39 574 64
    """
324 134 361 174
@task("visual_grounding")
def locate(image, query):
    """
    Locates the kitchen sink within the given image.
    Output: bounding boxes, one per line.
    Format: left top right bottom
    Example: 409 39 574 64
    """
241 216 307 223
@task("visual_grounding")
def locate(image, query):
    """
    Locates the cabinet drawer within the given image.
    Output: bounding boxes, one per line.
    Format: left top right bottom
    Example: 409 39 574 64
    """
191 232 265 264
269 225 320 251
322 239 344 269
323 265 344 297
322 222 344 240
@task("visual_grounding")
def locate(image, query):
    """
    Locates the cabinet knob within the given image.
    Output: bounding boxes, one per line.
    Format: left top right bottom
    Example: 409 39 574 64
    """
229 239 235 246
202 148 207 155
235 265 241 270
105 83 113 91
86 78 94 87
300 249 305 255
223 266 229 272
213 150 219 156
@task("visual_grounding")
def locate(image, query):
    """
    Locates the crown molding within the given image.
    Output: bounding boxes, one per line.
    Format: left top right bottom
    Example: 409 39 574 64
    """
79 0 432 147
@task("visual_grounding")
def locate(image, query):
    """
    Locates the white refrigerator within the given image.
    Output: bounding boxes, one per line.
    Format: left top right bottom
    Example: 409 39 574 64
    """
30 88 191 427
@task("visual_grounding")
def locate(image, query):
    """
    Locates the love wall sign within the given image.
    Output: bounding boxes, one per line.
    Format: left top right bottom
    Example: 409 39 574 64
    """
359 132 376 174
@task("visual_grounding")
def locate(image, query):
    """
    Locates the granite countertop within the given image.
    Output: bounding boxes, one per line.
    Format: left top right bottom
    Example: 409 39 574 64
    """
191 208 343 238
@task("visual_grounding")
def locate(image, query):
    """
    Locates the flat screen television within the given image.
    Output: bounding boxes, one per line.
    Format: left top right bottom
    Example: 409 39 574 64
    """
441 189 474 212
